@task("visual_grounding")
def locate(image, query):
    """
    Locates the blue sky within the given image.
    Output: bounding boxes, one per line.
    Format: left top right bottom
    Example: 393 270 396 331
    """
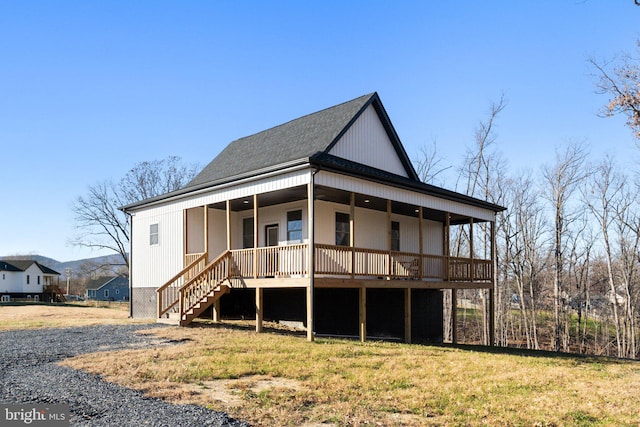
1 1 638 262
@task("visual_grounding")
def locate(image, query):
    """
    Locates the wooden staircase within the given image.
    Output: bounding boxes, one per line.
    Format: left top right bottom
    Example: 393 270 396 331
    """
157 251 235 326
44 285 66 302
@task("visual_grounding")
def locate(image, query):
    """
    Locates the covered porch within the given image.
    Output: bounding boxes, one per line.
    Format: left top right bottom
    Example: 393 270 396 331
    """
157 179 497 344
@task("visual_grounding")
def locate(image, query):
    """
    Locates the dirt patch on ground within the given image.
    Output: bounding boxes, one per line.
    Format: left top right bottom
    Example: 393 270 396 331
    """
194 375 303 406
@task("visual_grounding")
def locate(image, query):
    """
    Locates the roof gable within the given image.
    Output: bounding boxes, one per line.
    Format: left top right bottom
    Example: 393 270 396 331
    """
327 103 410 178
185 92 418 189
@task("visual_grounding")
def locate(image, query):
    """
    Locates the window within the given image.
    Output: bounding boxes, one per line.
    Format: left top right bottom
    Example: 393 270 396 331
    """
116 289 120 295
391 221 400 251
243 217 254 249
335 212 350 246
26 275 30 285
287 210 303 242
104 289 109 298
37 276 40 285
150 223 159 245
2 274 4 280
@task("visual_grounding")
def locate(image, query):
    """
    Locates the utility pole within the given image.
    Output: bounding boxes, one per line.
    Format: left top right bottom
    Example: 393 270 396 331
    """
65 268 72 298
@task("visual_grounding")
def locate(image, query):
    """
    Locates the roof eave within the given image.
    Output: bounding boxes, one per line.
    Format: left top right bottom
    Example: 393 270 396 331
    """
309 155 505 213
121 159 313 212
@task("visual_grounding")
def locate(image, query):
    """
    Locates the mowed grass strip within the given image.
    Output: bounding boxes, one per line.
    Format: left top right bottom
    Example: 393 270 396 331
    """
61 320 640 427
0 304 152 330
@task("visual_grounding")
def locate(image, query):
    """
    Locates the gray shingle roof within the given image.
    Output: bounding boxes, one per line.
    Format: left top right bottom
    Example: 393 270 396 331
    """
0 260 60 275
85 276 128 291
186 93 383 188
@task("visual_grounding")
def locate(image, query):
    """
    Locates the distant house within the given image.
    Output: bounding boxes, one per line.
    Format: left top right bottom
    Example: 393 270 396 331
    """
85 276 129 301
122 92 505 344
0 260 62 302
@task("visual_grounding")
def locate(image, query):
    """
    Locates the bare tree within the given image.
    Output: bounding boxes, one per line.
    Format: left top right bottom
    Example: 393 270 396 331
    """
415 140 451 186
503 173 548 349
71 156 199 268
542 143 590 352
449 94 507 345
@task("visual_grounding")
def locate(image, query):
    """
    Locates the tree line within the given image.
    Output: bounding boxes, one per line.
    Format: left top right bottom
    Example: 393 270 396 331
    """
424 45 640 359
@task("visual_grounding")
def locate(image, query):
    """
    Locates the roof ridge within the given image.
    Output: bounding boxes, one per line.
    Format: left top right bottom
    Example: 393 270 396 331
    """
232 92 377 144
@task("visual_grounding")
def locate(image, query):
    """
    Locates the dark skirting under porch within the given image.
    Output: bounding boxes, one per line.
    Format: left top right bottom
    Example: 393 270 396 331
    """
212 287 443 343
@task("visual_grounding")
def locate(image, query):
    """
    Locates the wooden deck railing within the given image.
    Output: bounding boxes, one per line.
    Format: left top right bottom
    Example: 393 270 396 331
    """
231 244 308 278
313 244 490 282
185 252 205 269
157 252 206 318
179 251 232 318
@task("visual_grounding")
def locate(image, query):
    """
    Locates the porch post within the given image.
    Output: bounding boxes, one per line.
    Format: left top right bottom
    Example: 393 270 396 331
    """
418 207 423 280
451 289 458 344
307 178 315 342
183 209 188 267
404 288 411 343
359 287 366 342
350 192 355 279
204 205 209 262
490 220 496 347
212 299 221 323
445 213 456 344
387 200 392 278
444 213 450 281
253 194 259 279
226 200 232 251
256 287 263 333
469 218 474 282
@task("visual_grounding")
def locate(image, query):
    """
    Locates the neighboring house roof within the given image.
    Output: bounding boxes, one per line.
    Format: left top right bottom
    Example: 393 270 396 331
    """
121 92 505 213
85 276 129 291
0 260 60 275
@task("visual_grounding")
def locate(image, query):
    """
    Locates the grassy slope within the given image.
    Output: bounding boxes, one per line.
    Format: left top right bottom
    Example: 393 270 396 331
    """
59 319 640 427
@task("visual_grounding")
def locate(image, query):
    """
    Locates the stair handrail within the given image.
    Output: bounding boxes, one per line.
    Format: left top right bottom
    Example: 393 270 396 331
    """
179 250 234 320
157 252 207 318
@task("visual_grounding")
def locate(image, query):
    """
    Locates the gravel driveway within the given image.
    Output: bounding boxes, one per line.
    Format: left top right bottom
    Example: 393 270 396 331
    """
0 324 250 426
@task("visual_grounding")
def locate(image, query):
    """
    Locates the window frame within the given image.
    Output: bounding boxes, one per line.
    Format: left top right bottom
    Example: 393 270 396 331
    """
391 221 400 251
150 223 159 245
286 210 303 243
335 212 350 247
242 217 254 249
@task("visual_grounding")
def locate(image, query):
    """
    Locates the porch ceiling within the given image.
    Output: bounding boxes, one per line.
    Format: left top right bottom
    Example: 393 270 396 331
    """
207 185 481 224
315 186 475 224
209 186 309 212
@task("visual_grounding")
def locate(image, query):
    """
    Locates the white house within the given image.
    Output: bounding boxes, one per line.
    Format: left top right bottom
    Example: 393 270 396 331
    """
122 93 505 344
0 260 62 302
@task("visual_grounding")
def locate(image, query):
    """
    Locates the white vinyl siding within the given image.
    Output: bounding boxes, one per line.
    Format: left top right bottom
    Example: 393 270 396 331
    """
131 208 184 289
329 104 409 178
